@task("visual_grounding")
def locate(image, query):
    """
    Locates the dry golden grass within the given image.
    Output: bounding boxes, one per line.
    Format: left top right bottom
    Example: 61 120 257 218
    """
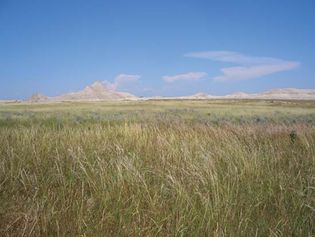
0 100 314 236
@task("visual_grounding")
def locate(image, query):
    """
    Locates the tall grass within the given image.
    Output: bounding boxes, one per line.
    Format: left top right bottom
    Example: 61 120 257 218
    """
0 101 314 236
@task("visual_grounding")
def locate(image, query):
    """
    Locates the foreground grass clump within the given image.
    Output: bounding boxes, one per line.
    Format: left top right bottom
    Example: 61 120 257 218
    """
0 100 314 236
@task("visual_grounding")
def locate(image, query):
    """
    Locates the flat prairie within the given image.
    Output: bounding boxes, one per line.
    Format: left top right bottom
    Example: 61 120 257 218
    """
0 100 314 236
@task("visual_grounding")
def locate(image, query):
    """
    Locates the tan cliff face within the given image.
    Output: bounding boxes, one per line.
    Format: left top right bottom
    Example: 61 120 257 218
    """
27 93 49 103
190 92 212 99
256 88 315 99
53 81 138 101
187 88 315 100
27 81 138 102
224 92 251 99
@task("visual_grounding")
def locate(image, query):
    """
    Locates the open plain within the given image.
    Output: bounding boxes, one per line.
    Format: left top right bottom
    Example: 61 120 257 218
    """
0 100 314 236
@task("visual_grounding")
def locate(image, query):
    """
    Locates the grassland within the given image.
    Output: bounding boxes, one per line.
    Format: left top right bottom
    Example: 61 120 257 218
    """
0 100 314 236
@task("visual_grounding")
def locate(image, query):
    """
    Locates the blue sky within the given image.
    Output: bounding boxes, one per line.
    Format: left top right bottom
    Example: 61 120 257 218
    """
0 0 314 99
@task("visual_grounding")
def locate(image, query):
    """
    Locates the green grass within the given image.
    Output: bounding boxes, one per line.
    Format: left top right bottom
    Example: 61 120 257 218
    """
0 100 314 236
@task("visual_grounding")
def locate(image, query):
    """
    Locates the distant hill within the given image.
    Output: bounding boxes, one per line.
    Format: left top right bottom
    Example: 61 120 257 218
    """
254 88 315 100
186 92 215 99
27 93 49 103
52 81 138 101
27 81 138 102
24 84 315 103
180 88 315 100
224 92 251 99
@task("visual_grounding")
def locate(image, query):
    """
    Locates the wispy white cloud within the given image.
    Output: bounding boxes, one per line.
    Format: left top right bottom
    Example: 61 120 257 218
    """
104 74 141 90
185 51 284 64
214 62 300 81
162 72 207 82
185 51 300 81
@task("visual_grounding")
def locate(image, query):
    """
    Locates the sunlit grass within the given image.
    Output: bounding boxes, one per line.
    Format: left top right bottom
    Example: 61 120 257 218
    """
0 100 314 236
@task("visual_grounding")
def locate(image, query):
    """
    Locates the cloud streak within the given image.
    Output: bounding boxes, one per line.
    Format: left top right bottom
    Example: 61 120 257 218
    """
185 51 300 81
162 72 207 82
214 62 300 81
104 74 141 90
